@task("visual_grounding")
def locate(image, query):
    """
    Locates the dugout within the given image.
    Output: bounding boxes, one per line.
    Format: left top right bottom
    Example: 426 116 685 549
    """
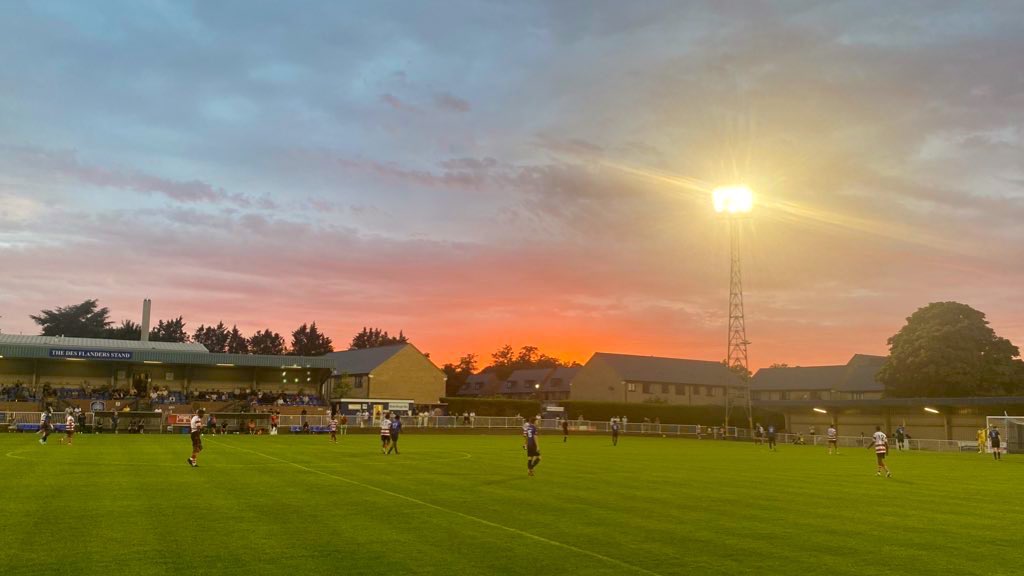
755 396 1024 441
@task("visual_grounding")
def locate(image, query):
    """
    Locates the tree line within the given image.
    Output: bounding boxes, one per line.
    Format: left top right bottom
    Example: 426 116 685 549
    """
441 344 579 397
28 299 409 356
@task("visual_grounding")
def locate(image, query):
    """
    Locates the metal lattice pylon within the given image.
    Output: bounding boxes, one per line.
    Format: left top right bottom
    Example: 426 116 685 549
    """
724 219 753 433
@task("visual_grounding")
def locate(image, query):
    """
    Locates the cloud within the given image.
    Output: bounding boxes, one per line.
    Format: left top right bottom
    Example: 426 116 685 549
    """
434 92 471 113
0 146 277 209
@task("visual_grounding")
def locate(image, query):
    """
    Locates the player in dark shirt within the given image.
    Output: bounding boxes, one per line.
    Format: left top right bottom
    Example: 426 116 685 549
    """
525 422 541 476
988 425 1002 460
767 424 778 452
562 418 569 443
611 420 620 446
387 414 402 455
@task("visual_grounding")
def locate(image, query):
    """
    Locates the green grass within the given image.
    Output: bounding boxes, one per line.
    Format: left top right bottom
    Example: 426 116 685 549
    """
0 431 1019 575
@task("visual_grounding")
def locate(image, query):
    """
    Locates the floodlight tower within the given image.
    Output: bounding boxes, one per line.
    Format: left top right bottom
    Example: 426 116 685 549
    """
713 186 754 436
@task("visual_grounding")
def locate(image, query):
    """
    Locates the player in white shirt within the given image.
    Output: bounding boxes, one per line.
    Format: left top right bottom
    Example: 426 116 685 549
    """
869 426 891 477
59 409 76 446
379 413 392 454
826 424 838 455
187 408 205 468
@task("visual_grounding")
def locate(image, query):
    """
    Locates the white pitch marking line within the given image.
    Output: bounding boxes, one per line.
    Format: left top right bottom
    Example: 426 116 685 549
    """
213 439 663 576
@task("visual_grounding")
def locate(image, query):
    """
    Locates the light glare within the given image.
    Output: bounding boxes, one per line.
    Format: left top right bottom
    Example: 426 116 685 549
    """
812 407 827 414
713 185 754 214
924 407 939 414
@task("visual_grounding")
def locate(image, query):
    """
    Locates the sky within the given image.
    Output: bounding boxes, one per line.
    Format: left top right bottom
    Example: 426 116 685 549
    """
1 1 1023 370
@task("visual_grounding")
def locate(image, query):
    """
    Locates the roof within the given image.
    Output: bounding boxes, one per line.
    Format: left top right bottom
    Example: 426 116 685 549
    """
506 368 555 383
542 366 580 392
0 334 334 368
753 396 1024 410
591 352 743 387
323 344 410 375
0 334 207 353
750 354 886 392
456 372 502 397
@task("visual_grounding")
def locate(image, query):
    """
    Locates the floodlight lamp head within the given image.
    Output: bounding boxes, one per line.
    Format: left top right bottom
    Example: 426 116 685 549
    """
712 185 753 214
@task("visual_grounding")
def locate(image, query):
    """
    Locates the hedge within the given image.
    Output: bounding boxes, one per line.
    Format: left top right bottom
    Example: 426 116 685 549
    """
441 397 541 417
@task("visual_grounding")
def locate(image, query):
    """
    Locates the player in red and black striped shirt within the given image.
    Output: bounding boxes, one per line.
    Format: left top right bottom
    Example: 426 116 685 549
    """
869 426 891 478
187 408 205 468
59 409 75 446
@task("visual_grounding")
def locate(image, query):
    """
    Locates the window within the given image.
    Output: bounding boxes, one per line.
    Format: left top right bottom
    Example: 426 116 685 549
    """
642 383 652 394
693 386 702 396
627 383 636 392
661 383 670 394
675 384 685 395
353 375 364 389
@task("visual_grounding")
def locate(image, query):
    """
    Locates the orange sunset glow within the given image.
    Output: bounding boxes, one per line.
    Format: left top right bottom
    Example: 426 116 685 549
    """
1 3 1022 371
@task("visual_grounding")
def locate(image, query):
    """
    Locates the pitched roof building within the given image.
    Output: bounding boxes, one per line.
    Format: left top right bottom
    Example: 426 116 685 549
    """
455 372 502 397
749 354 886 401
323 344 445 405
571 352 745 405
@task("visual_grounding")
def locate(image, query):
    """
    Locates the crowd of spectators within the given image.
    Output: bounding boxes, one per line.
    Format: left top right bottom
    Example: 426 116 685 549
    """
2 381 321 407
2 384 35 401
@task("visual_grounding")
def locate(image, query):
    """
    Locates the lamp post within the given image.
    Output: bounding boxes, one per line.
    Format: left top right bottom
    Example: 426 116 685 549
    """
714 185 754 437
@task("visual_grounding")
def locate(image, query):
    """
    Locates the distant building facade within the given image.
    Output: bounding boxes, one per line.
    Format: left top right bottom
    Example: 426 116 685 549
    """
570 352 745 406
324 344 445 405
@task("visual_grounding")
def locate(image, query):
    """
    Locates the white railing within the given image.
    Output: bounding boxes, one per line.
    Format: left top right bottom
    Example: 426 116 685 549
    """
0 411 973 451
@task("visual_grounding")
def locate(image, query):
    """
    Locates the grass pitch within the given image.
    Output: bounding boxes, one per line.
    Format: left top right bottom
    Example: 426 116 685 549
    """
0 431 1018 575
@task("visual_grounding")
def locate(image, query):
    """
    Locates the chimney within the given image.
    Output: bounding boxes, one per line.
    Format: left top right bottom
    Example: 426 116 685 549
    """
141 299 152 342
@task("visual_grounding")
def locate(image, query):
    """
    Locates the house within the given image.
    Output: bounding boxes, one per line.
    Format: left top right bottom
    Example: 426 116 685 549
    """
323 344 445 405
749 354 886 402
500 368 555 398
570 352 745 405
539 366 578 401
455 372 502 397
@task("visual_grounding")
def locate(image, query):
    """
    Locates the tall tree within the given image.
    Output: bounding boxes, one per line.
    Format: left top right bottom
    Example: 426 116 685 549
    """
105 320 142 340
349 327 409 349
880 302 1023 397
31 299 112 338
487 345 566 380
249 329 286 355
442 353 478 397
226 325 249 354
149 317 189 343
193 322 230 353
290 322 334 356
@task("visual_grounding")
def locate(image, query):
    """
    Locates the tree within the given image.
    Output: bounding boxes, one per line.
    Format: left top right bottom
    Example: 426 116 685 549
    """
486 345 567 380
105 320 142 340
31 299 112 338
193 322 230 353
879 302 1023 397
249 329 286 355
149 317 189 343
226 325 249 354
290 322 334 356
769 363 789 369
349 327 409 350
442 353 478 397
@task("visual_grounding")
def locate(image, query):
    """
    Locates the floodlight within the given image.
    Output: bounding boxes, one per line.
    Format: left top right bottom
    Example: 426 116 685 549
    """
813 407 828 414
712 185 754 214
924 407 939 414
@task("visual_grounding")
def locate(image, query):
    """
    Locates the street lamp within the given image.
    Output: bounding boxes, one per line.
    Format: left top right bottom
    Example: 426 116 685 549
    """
714 185 754 436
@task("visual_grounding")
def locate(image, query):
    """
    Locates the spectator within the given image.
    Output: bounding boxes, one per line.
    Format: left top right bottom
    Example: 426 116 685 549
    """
247 419 256 435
